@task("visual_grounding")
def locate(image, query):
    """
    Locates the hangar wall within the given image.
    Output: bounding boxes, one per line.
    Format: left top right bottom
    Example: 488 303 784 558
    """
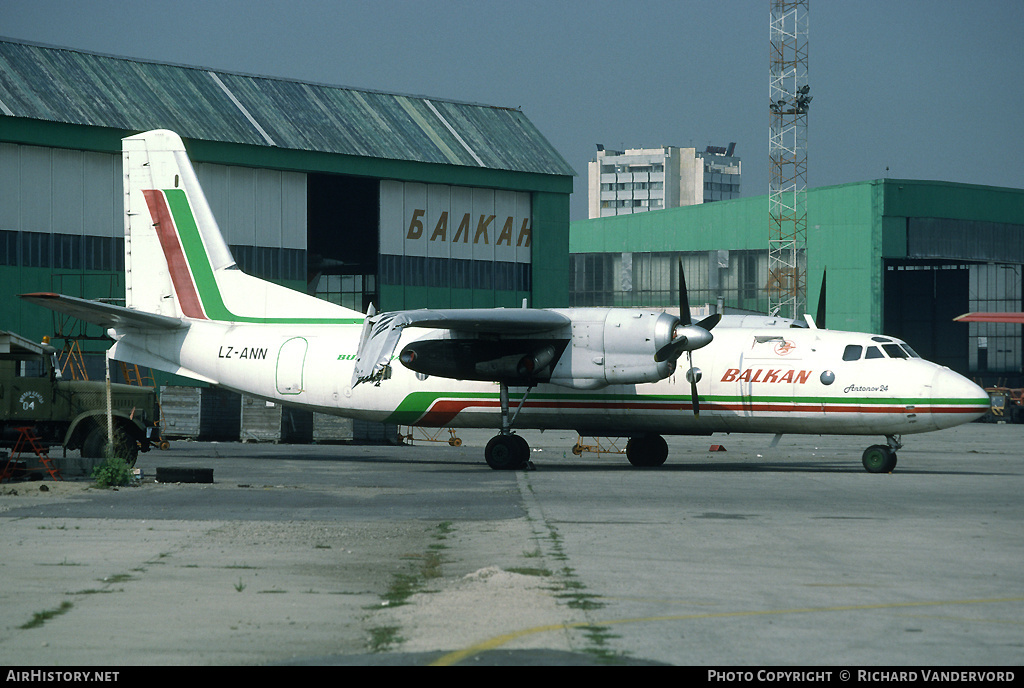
378 180 533 309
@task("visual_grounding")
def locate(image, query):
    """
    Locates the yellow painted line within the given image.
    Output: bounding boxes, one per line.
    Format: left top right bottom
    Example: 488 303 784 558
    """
429 596 1024 666
895 613 1024 625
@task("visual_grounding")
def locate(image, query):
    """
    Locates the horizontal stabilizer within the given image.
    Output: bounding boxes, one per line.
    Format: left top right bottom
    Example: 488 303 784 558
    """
19 292 185 332
954 312 1024 324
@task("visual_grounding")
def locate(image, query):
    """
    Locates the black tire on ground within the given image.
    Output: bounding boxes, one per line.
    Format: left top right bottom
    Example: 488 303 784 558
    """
484 434 529 470
626 434 669 467
156 467 214 483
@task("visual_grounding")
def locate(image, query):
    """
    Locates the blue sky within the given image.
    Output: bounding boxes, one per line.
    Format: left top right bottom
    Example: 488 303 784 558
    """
3 0 1023 221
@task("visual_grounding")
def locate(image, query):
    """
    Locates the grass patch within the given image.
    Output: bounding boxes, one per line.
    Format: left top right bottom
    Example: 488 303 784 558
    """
366 521 455 653
581 625 625 663
420 551 443 580
37 558 83 567
20 601 73 629
505 566 552 577
381 572 420 608
368 625 403 652
557 592 606 610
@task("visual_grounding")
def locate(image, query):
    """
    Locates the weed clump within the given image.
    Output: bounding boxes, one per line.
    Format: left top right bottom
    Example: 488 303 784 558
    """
91 456 133 488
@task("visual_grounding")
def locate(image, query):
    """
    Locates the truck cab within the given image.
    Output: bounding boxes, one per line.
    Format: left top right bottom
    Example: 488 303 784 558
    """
1 331 162 465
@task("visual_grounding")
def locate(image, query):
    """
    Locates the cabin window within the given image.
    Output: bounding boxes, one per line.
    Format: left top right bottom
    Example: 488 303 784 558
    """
882 344 909 359
865 346 884 359
842 345 862 361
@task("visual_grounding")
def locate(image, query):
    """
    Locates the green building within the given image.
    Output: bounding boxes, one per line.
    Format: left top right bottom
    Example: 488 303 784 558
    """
570 179 1024 386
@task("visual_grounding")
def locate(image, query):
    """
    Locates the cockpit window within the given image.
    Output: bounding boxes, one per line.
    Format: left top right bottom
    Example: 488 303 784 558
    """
843 342 919 361
882 344 908 359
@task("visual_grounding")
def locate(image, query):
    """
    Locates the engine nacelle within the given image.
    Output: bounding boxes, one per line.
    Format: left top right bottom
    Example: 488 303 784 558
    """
399 338 569 384
548 308 679 389
397 308 688 390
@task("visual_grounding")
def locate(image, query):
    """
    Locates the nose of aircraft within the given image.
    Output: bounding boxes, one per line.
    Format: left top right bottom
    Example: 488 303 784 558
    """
931 367 991 429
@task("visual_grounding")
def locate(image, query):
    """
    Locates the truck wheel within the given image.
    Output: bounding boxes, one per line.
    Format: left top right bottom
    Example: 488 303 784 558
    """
82 425 139 467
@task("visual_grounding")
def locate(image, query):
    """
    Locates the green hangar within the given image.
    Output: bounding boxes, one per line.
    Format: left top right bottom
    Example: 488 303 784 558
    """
570 179 1024 388
0 38 574 365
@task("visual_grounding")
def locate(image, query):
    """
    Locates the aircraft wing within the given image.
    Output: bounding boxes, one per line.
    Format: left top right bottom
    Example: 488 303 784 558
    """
954 312 1024 324
352 307 570 387
19 292 186 332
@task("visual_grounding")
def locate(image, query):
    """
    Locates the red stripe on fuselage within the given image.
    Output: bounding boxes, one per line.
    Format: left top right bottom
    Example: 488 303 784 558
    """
142 189 206 319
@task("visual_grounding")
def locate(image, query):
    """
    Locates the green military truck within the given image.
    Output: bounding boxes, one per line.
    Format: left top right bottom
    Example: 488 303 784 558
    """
0 331 162 466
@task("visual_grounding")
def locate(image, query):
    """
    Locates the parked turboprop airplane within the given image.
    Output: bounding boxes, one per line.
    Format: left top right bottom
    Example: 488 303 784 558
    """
20 130 990 473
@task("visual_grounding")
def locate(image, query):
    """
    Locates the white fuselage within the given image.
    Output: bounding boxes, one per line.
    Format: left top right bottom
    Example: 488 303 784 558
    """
112 315 989 438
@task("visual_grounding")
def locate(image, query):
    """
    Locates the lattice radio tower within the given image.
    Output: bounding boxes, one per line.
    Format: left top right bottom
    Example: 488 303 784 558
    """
768 0 810 318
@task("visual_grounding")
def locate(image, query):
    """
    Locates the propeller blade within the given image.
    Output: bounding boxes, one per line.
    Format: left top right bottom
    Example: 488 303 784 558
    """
678 258 692 326
655 335 688 363
696 313 722 331
688 350 700 417
815 269 827 329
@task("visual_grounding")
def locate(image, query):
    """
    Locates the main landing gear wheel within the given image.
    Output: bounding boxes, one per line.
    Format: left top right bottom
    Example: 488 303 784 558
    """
485 434 530 470
484 381 534 470
862 444 897 473
626 433 669 467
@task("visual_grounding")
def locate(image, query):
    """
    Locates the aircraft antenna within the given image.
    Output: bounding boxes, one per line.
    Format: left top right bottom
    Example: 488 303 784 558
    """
768 0 810 318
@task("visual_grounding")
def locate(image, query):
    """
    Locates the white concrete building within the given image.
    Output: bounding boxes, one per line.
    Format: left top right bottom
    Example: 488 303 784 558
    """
588 144 741 218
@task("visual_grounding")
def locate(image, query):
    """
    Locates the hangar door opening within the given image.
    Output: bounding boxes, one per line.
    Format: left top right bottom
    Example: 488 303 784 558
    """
307 174 379 312
883 262 968 375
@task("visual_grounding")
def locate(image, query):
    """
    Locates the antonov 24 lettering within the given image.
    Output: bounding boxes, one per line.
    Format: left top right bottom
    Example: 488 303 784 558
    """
20 130 990 474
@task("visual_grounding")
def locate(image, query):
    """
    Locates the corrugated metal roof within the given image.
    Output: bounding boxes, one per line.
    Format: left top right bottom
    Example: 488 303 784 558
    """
0 38 575 177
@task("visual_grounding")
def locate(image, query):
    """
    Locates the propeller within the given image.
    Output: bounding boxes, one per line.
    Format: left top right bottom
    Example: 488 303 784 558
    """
653 259 720 416
815 268 826 329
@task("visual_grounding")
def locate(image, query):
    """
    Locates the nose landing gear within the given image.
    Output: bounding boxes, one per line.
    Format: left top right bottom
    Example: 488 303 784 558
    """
862 435 902 473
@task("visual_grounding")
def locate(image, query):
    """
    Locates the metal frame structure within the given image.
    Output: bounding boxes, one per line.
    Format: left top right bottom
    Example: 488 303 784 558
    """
768 0 810 318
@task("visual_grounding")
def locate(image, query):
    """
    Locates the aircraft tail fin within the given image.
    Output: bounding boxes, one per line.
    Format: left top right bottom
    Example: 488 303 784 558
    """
122 130 363 325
